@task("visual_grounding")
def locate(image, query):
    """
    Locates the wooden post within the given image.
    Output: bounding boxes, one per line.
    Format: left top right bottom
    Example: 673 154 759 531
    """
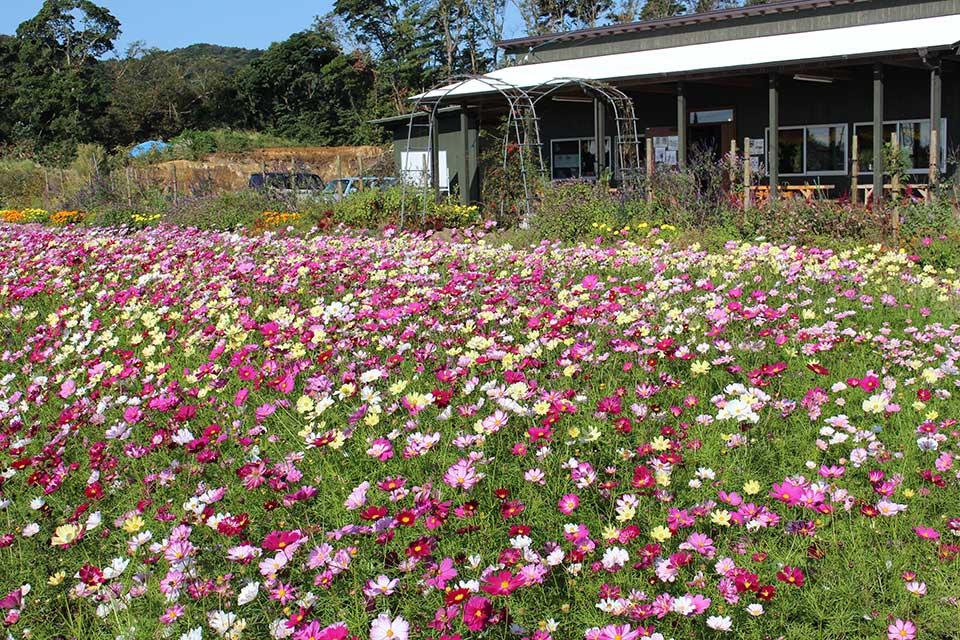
429 112 440 200
59 168 66 198
460 108 470 205
126 166 133 206
336 155 343 196
930 62 942 197
851 135 859 205
645 137 654 204
873 64 884 205
172 164 179 205
768 73 779 201
43 167 50 208
728 138 737 190
743 137 752 210
890 131 900 196
594 98 606 177
358 156 365 192
676 83 687 170
929 129 938 201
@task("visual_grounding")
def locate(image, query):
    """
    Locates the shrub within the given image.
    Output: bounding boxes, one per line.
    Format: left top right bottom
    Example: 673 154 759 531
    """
164 190 292 230
533 179 620 242
0 160 45 208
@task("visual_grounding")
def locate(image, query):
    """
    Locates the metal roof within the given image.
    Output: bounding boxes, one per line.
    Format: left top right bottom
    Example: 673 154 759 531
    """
418 13 960 100
497 0 868 52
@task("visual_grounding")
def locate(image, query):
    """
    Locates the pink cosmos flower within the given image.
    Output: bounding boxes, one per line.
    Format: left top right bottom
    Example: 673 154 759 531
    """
887 619 916 640
558 493 579 514
770 480 803 506
914 526 940 541
597 623 640 640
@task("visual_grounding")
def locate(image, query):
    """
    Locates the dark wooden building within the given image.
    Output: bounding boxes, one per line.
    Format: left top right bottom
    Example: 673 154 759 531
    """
379 0 960 204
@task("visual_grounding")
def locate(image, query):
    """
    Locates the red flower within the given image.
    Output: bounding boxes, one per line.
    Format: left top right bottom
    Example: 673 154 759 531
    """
500 500 525 519
776 566 805 587
445 588 470 606
756 584 777 601
395 510 417 526
806 363 829 376
361 506 388 521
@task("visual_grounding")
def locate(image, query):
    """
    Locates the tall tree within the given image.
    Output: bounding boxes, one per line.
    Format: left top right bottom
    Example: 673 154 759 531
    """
333 0 444 113
236 26 375 144
516 0 615 34
11 0 120 159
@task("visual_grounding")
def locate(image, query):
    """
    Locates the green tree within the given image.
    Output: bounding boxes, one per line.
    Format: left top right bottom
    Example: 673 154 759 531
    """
333 0 444 113
11 0 121 159
236 27 375 145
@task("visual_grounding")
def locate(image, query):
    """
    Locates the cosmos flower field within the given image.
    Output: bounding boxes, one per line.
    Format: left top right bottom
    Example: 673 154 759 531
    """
1 222 959 640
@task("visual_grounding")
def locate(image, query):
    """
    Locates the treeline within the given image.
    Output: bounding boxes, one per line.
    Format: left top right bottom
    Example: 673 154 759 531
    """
0 0 772 164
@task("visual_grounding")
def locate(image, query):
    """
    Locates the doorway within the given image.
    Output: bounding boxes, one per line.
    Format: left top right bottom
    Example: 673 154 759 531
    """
688 108 735 161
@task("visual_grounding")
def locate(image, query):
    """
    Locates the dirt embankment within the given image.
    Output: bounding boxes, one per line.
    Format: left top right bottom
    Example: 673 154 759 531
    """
140 146 388 194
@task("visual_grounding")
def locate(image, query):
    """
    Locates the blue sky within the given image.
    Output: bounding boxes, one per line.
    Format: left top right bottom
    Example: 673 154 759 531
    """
2 0 525 55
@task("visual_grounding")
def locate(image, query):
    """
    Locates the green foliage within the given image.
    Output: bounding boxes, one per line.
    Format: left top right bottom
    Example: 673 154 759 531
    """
10 0 120 157
163 129 305 160
740 199 889 245
235 27 376 146
164 190 291 230
533 179 621 242
0 159 45 207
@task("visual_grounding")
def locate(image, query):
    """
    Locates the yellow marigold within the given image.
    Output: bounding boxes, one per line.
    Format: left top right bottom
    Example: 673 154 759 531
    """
1 210 24 223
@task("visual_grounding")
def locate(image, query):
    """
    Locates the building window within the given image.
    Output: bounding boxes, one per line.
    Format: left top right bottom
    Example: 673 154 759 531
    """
853 119 947 174
765 124 847 176
550 137 612 180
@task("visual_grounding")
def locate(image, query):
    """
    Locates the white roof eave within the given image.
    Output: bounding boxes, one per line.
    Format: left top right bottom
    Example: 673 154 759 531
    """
415 14 960 100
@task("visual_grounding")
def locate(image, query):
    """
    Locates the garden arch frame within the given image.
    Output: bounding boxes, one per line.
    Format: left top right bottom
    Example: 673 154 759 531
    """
400 75 546 227
526 78 644 188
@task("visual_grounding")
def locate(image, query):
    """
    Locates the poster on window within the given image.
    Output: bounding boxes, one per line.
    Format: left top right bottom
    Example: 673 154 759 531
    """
749 138 764 156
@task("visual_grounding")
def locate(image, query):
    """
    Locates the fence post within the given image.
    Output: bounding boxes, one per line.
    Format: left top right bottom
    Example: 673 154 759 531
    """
728 138 737 192
645 137 654 204
743 137 751 211
43 167 50 208
851 135 859 205
336 155 343 196
172 164 179 205
358 156 365 192
126 166 133 206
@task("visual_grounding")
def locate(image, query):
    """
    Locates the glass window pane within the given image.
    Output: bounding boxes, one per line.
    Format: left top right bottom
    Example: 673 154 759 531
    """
581 140 597 177
899 121 929 171
806 125 846 172
690 109 734 124
552 140 580 180
854 123 896 173
778 129 804 174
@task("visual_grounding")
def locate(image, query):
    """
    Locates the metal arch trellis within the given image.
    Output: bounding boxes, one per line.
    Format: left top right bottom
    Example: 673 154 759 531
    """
526 78 644 190
399 75 547 229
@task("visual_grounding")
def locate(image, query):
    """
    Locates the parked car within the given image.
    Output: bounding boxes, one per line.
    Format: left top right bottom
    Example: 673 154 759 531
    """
322 176 398 201
249 172 325 200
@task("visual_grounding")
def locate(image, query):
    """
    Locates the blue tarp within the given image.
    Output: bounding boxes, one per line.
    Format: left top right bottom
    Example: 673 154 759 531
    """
129 141 171 157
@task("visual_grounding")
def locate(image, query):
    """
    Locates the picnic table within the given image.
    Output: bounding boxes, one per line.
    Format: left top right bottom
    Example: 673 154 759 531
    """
857 183 929 202
749 184 835 202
